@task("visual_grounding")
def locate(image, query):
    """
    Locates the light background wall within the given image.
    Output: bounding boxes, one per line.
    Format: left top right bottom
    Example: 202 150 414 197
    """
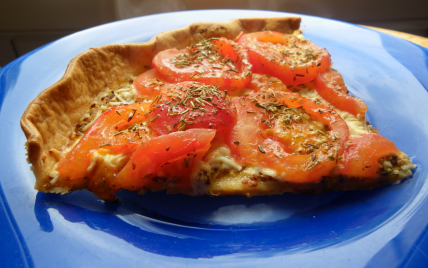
1 0 427 67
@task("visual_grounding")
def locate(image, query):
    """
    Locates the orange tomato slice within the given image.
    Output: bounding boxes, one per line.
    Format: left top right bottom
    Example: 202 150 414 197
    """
133 68 173 99
314 69 367 117
227 91 349 183
338 133 400 179
237 31 331 85
113 128 216 192
152 37 252 91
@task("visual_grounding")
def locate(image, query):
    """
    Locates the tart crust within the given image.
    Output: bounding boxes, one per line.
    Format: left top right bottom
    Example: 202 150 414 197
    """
21 17 415 199
20 17 301 193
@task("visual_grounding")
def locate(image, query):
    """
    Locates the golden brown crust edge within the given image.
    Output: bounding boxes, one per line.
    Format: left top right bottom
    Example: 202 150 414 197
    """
20 17 301 193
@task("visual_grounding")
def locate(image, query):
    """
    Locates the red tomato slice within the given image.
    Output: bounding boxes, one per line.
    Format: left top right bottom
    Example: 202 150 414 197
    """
237 31 331 85
57 102 153 184
147 82 237 135
314 69 368 117
249 73 290 92
338 133 400 179
227 91 349 183
133 68 173 99
152 38 252 91
113 128 216 193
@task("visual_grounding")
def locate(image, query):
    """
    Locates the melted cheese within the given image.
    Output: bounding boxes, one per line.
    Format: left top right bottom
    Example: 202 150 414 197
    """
191 146 285 195
241 166 280 179
204 146 242 172
191 146 241 195
382 153 417 179
81 82 136 132
87 149 129 173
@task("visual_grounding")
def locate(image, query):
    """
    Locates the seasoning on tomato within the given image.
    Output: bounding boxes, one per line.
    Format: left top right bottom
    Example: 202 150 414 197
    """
314 68 367 118
338 133 400 179
152 37 252 92
227 90 349 183
147 82 237 135
114 128 216 194
56 102 153 184
237 31 331 85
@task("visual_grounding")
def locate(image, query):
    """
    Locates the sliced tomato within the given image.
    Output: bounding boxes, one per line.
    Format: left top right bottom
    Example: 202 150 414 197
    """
147 82 237 135
338 133 400 179
227 91 349 183
113 129 216 193
237 31 331 85
249 73 290 92
314 69 367 117
86 144 137 201
152 37 252 91
133 68 173 99
56 102 153 185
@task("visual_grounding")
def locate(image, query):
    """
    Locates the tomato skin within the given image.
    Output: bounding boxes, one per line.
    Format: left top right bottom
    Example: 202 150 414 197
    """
57 102 152 184
114 128 216 192
314 69 367 117
147 82 237 135
237 31 331 85
152 38 252 91
227 91 349 183
133 68 172 99
338 133 400 179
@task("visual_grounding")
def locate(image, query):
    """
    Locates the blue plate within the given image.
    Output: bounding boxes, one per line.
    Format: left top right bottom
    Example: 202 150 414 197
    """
1 10 428 267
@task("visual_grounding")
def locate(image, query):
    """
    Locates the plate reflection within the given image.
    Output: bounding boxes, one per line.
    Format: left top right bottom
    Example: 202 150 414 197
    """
33 184 410 258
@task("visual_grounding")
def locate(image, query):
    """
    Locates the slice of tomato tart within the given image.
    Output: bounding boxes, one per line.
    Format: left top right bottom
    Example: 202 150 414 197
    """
21 17 416 201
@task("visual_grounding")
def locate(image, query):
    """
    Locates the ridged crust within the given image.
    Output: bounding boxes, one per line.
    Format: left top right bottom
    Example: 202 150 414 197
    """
20 17 301 194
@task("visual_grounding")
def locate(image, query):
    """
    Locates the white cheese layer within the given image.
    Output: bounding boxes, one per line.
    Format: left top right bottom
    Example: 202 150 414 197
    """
87 148 129 174
81 81 136 132
191 146 242 195
204 146 242 172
